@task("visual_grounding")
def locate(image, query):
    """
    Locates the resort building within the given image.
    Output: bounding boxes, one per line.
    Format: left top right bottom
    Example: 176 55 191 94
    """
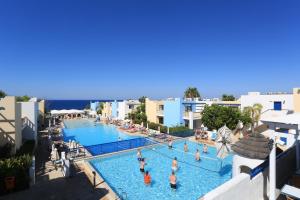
146 97 240 129
116 100 140 120
19 98 39 144
38 99 46 129
90 101 100 112
101 101 114 118
0 96 22 154
145 98 164 124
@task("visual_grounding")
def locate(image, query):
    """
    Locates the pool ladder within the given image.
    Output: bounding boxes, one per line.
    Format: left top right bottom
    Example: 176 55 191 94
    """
116 188 127 200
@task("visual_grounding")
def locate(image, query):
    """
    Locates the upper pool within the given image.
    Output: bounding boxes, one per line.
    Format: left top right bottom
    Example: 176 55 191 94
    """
63 119 138 146
89 140 232 200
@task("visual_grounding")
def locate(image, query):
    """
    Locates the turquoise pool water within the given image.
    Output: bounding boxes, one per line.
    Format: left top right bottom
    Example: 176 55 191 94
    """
89 140 232 200
63 119 138 146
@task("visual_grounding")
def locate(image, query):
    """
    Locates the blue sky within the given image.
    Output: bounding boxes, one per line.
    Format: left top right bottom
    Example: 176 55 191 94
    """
0 0 299 100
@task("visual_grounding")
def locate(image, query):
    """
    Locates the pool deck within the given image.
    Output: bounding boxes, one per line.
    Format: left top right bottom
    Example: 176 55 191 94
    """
0 131 111 200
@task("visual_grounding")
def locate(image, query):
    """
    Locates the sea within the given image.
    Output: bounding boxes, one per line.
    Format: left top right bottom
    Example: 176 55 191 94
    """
45 100 116 111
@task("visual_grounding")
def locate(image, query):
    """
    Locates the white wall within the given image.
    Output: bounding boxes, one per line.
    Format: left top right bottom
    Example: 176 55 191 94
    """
20 101 38 143
203 173 265 200
117 101 126 120
240 92 293 112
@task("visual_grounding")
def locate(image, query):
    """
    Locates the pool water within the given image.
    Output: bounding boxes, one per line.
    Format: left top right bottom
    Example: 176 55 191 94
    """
89 140 232 200
63 119 138 146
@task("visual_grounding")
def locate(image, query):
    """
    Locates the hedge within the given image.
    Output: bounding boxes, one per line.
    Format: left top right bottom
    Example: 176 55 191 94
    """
147 122 193 137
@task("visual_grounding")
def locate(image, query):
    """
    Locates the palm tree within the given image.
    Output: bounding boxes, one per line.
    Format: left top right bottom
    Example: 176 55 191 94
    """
243 103 263 133
0 90 7 98
184 87 201 99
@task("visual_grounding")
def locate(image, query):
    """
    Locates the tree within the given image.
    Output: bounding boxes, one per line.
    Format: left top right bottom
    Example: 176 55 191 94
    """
201 105 251 130
222 94 236 101
0 90 6 98
184 87 201 99
138 96 147 104
16 95 30 102
243 103 263 133
97 102 104 115
127 97 147 125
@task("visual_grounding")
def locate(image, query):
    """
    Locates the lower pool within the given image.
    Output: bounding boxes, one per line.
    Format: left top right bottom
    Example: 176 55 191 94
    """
63 119 138 146
89 140 232 200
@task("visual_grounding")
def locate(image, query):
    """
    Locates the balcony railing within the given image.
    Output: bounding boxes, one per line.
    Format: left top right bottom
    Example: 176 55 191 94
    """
183 112 202 119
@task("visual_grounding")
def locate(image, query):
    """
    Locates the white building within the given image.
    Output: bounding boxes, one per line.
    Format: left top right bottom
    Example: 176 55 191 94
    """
240 91 294 113
19 98 38 144
116 100 140 120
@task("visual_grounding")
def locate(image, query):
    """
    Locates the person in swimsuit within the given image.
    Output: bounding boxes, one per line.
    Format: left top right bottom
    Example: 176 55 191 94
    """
168 138 173 149
137 149 142 161
144 171 151 186
140 158 146 173
195 149 200 161
184 142 188 152
203 144 208 153
171 157 178 171
169 171 177 190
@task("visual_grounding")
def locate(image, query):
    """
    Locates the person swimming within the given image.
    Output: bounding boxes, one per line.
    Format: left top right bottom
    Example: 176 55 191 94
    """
203 144 208 153
137 149 142 161
169 171 177 190
140 158 146 173
144 171 151 186
171 157 178 171
195 149 201 161
184 142 188 152
168 138 173 149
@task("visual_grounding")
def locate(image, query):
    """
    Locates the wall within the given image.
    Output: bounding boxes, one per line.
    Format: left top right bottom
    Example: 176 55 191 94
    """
38 99 45 129
145 98 163 124
117 101 126 120
111 100 118 118
163 98 183 127
20 101 38 143
90 101 99 111
293 88 300 113
102 102 112 118
240 92 293 112
0 96 22 153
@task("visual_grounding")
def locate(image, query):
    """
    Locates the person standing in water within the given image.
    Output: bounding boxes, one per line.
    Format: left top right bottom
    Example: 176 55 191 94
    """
169 171 177 190
168 138 173 149
144 171 151 186
172 157 178 171
140 158 146 173
137 149 142 161
184 142 188 152
203 144 208 153
195 149 201 161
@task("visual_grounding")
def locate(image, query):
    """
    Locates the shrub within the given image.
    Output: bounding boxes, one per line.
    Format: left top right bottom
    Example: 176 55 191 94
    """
16 140 35 156
0 144 13 159
169 126 193 137
0 154 32 194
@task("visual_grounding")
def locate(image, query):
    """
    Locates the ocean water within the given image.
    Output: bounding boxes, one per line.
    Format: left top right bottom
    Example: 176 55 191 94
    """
45 100 115 111
90 140 233 200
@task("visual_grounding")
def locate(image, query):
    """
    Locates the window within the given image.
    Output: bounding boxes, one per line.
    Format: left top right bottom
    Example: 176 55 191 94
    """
159 105 164 111
158 117 164 124
128 105 134 109
274 101 282 111
185 105 192 112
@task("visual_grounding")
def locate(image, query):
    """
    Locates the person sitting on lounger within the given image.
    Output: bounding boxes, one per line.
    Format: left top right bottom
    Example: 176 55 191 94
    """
184 142 188 152
140 158 146 173
169 171 177 190
203 144 208 153
144 171 151 186
172 157 178 171
195 149 200 161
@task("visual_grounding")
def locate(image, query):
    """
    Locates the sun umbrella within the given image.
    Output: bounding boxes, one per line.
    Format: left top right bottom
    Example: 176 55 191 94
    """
216 125 232 159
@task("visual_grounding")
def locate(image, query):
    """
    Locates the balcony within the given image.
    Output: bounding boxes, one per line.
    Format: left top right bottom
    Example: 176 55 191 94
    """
157 110 164 116
183 111 202 120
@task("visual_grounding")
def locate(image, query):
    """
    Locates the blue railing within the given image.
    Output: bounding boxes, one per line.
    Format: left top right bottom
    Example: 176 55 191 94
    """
85 137 156 156
250 145 295 178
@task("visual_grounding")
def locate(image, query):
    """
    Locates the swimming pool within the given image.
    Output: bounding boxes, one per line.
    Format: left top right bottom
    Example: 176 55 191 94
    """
89 140 232 200
63 119 138 146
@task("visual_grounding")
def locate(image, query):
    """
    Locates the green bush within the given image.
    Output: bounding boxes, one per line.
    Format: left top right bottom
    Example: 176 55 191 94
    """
169 126 193 137
0 154 32 194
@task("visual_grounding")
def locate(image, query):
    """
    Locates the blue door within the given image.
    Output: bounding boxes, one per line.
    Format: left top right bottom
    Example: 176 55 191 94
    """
274 101 282 110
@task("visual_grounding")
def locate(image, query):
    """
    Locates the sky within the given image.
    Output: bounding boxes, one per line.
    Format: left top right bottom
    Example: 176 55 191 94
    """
0 0 299 100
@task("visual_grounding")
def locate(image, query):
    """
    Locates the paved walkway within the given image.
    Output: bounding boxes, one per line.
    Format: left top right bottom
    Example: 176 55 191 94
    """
0 132 110 200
